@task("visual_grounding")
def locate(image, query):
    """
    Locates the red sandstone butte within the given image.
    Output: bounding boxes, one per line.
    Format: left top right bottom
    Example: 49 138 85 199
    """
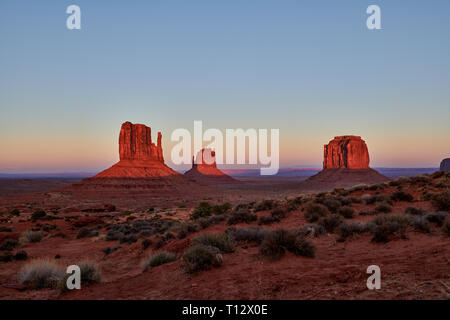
184 148 237 185
84 122 179 179
323 136 370 169
119 122 164 162
308 135 388 185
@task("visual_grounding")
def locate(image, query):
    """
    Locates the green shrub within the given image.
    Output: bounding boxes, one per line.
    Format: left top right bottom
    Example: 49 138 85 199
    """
254 200 275 212
409 216 431 233
31 210 46 221
391 190 414 202
20 229 43 243
258 208 287 225
442 218 450 236
18 259 65 289
225 227 269 244
191 233 235 253
79 261 102 284
303 203 329 223
425 212 448 226
405 207 426 216
432 191 450 211
183 244 222 273
370 215 410 243
322 198 341 213
299 224 325 238
9 209 20 216
143 251 177 268
190 202 213 219
374 202 392 213
337 223 368 241
227 208 257 225
259 229 315 259
319 214 344 233
211 203 232 215
0 239 19 251
338 206 355 219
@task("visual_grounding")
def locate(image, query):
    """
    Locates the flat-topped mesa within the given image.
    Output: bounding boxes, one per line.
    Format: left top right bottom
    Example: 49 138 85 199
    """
323 135 370 169
119 122 163 162
440 158 450 172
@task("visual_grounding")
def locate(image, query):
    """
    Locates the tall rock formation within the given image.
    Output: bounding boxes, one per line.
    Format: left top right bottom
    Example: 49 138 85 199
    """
440 158 450 171
71 122 202 195
308 135 388 186
323 136 369 169
184 148 238 185
119 122 164 162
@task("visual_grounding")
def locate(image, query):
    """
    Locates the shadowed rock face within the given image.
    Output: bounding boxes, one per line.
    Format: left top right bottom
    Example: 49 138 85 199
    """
119 122 163 162
440 158 450 171
323 136 370 169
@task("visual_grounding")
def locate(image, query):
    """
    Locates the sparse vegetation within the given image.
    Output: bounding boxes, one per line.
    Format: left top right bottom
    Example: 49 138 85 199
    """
9 209 20 216
31 210 46 221
432 191 450 211
258 208 287 225
226 227 269 244
143 251 177 268
391 190 414 202
337 223 368 241
79 261 102 284
374 202 392 213
319 214 344 233
405 207 426 216
227 208 257 225
191 233 235 253
0 239 19 251
337 206 355 219
190 202 213 219
183 244 223 273
425 212 448 226
303 203 329 223
442 218 450 236
20 229 43 243
254 200 275 212
259 229 315 259
370 215 410 243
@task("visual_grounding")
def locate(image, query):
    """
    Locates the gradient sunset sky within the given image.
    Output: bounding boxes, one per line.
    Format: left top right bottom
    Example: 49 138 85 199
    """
1 0 449 173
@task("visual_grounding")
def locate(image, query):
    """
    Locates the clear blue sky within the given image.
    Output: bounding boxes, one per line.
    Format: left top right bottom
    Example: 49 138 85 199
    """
1 0 449 172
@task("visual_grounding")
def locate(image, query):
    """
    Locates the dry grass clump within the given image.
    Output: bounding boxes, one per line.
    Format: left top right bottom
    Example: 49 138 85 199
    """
391 190 414 202
142 251 177 268
20 229 43 244
78 261 102 284
18 259 65 289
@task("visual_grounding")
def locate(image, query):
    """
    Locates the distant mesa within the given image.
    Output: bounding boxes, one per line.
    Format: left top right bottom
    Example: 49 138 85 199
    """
440 158 450 172
184 148 238 185
308 135 389 185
